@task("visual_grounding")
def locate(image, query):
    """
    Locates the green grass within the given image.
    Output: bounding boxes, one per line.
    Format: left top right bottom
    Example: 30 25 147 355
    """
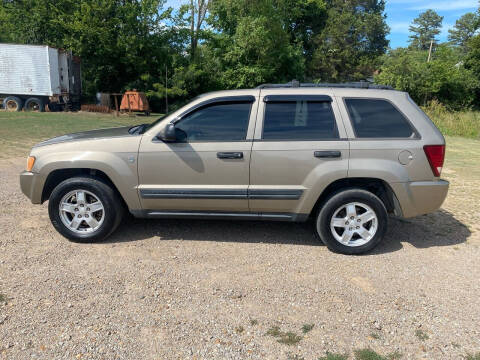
466 353 480 360
302 323 315 334
423 101 480 139
0 293 6 302
266 326 303 345
354 349 402 360
414 329 429 341
0 111 155 159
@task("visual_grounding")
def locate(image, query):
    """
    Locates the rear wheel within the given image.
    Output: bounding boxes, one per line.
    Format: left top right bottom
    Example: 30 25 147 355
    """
24 97 45 112
3 96 23 112
316 189 387 254
48 177 123 242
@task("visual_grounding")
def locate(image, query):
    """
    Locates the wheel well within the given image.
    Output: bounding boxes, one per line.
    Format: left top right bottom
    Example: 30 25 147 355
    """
311 178 399 217
41 168 127 208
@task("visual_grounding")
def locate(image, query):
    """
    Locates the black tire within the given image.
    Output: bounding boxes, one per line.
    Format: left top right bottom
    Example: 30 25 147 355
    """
316 189 388 255
3 96 23 112
24 97 45 112
48 177 123 243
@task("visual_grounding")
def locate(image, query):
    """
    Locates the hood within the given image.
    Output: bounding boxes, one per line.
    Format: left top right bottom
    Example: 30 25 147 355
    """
34 126 133 147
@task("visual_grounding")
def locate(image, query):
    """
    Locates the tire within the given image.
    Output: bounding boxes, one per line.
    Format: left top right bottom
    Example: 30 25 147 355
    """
316 189 388 255
24 97 45 112
48 177 123 243
3 96 23 112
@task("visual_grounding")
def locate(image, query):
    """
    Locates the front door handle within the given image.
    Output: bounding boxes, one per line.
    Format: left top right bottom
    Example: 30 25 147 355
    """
314 151 341 159
217 152 244 159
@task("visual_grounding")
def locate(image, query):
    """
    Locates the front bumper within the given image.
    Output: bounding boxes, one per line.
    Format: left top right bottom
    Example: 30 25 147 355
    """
391 180 449 218
20 171 44 204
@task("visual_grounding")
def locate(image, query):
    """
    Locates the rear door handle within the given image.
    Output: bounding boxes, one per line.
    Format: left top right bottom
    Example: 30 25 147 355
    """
217 152 244 159
314 151 342 159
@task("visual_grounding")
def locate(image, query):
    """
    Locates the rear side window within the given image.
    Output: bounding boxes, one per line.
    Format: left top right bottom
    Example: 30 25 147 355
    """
344 98 416 138
263 101 338 140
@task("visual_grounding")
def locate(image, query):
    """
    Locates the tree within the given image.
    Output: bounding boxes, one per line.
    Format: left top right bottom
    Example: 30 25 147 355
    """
188 0 210 58
309 0 389 82
448 12 479 50
376 45 480 109
409 9 443 50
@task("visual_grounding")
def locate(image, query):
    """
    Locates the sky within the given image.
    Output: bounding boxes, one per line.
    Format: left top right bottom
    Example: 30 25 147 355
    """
165 0 479 49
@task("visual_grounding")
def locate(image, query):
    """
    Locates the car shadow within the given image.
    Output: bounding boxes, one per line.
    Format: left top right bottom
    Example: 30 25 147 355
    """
105 209 471 255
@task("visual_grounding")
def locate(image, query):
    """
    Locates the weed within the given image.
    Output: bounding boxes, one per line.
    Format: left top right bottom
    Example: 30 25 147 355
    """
250 319 258 326
302 323 315 334
266 326 281 337
354 348 402 360
278 332 303 345
266 326 303 345
235 326 244 334
0 293 6 303
414 329 429 341
452 342 461 348
465 353 480 360
370 332 381 340
318 353 349 360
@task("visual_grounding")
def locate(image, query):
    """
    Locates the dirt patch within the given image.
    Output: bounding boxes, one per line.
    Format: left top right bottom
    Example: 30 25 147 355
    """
0 156 479 359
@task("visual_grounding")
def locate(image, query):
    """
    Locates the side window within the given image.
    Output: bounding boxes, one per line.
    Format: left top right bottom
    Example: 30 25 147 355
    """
344 98 416 138
175 102 252 141
263 101 338 140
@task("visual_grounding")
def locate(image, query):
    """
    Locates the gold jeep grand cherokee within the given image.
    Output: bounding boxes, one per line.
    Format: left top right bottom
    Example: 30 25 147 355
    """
20 82 449 254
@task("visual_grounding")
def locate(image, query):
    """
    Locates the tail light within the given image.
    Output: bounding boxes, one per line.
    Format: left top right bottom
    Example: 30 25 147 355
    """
423 145 445 177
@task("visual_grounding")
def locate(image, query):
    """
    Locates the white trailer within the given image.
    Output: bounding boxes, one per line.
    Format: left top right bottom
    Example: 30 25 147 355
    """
0 43 81 112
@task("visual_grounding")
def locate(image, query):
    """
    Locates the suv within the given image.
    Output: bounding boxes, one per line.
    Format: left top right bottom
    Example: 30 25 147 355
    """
20 83 449 254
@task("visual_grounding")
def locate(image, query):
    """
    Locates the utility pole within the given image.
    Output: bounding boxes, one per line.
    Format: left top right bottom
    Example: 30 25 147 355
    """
427 39 434 62
165 64 168 114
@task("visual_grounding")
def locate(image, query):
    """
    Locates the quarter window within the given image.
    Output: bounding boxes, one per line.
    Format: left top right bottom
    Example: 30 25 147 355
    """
263 101 338 140
344 98 416 138
175 102 252 141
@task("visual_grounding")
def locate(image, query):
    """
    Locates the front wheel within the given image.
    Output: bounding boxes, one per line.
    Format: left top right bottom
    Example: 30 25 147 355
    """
316 189 387 255
48 177 123 242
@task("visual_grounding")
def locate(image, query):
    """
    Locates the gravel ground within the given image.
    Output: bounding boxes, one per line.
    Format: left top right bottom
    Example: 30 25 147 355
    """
0 156 479 360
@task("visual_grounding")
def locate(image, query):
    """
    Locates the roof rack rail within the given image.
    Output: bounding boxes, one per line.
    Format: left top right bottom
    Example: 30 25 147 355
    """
256 80 394 90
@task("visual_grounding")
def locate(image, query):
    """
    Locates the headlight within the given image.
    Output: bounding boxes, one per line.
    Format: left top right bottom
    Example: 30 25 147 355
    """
26 156 36 172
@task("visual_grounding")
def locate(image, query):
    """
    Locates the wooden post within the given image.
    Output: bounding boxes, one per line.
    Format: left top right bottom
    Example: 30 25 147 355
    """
114 95 119 117
127 93 131 116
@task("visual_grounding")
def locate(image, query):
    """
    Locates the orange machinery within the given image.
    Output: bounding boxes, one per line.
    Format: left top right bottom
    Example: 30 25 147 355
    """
120 90 150 115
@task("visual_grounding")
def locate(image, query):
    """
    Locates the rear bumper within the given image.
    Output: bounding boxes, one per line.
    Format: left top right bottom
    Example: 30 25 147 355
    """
20 171 44 204
391 180 449 218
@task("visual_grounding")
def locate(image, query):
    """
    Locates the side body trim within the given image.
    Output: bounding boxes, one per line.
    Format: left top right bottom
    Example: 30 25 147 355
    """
139 189 303 200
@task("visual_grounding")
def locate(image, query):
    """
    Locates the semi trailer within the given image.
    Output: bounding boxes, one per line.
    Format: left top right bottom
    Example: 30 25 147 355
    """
0 43 81 112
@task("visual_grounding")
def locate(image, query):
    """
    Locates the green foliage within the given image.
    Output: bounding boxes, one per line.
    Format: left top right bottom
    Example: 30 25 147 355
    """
414 329 429 341
354 348 402 360
465 352 480 360
309 0 389 82
265 325 303 345
409 9 443 50
375 44 480 109
302 323 315 333
448 12 480 50
423 101 480 138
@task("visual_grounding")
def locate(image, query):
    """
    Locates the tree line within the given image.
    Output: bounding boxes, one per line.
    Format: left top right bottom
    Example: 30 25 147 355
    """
0 0 479 111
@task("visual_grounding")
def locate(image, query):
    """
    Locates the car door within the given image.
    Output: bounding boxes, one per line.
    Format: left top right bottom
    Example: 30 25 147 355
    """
249 91 349 218
137 93 258 214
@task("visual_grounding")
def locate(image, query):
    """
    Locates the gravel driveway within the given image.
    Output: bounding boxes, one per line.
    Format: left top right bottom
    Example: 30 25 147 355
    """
0 157 479 360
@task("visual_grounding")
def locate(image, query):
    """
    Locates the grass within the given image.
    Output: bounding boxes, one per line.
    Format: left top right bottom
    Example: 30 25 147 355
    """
0 111 153 159
423 101 480 139
414 329 429 341
466 353 480 360
370 332 381 340
354 349 402 360
0 293 5 302
235 325 244 334
266 326 303 345
302 323 315 334
250 319 258 326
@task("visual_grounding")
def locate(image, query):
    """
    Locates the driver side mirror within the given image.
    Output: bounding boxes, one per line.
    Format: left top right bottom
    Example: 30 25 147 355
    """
157 123 177 142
